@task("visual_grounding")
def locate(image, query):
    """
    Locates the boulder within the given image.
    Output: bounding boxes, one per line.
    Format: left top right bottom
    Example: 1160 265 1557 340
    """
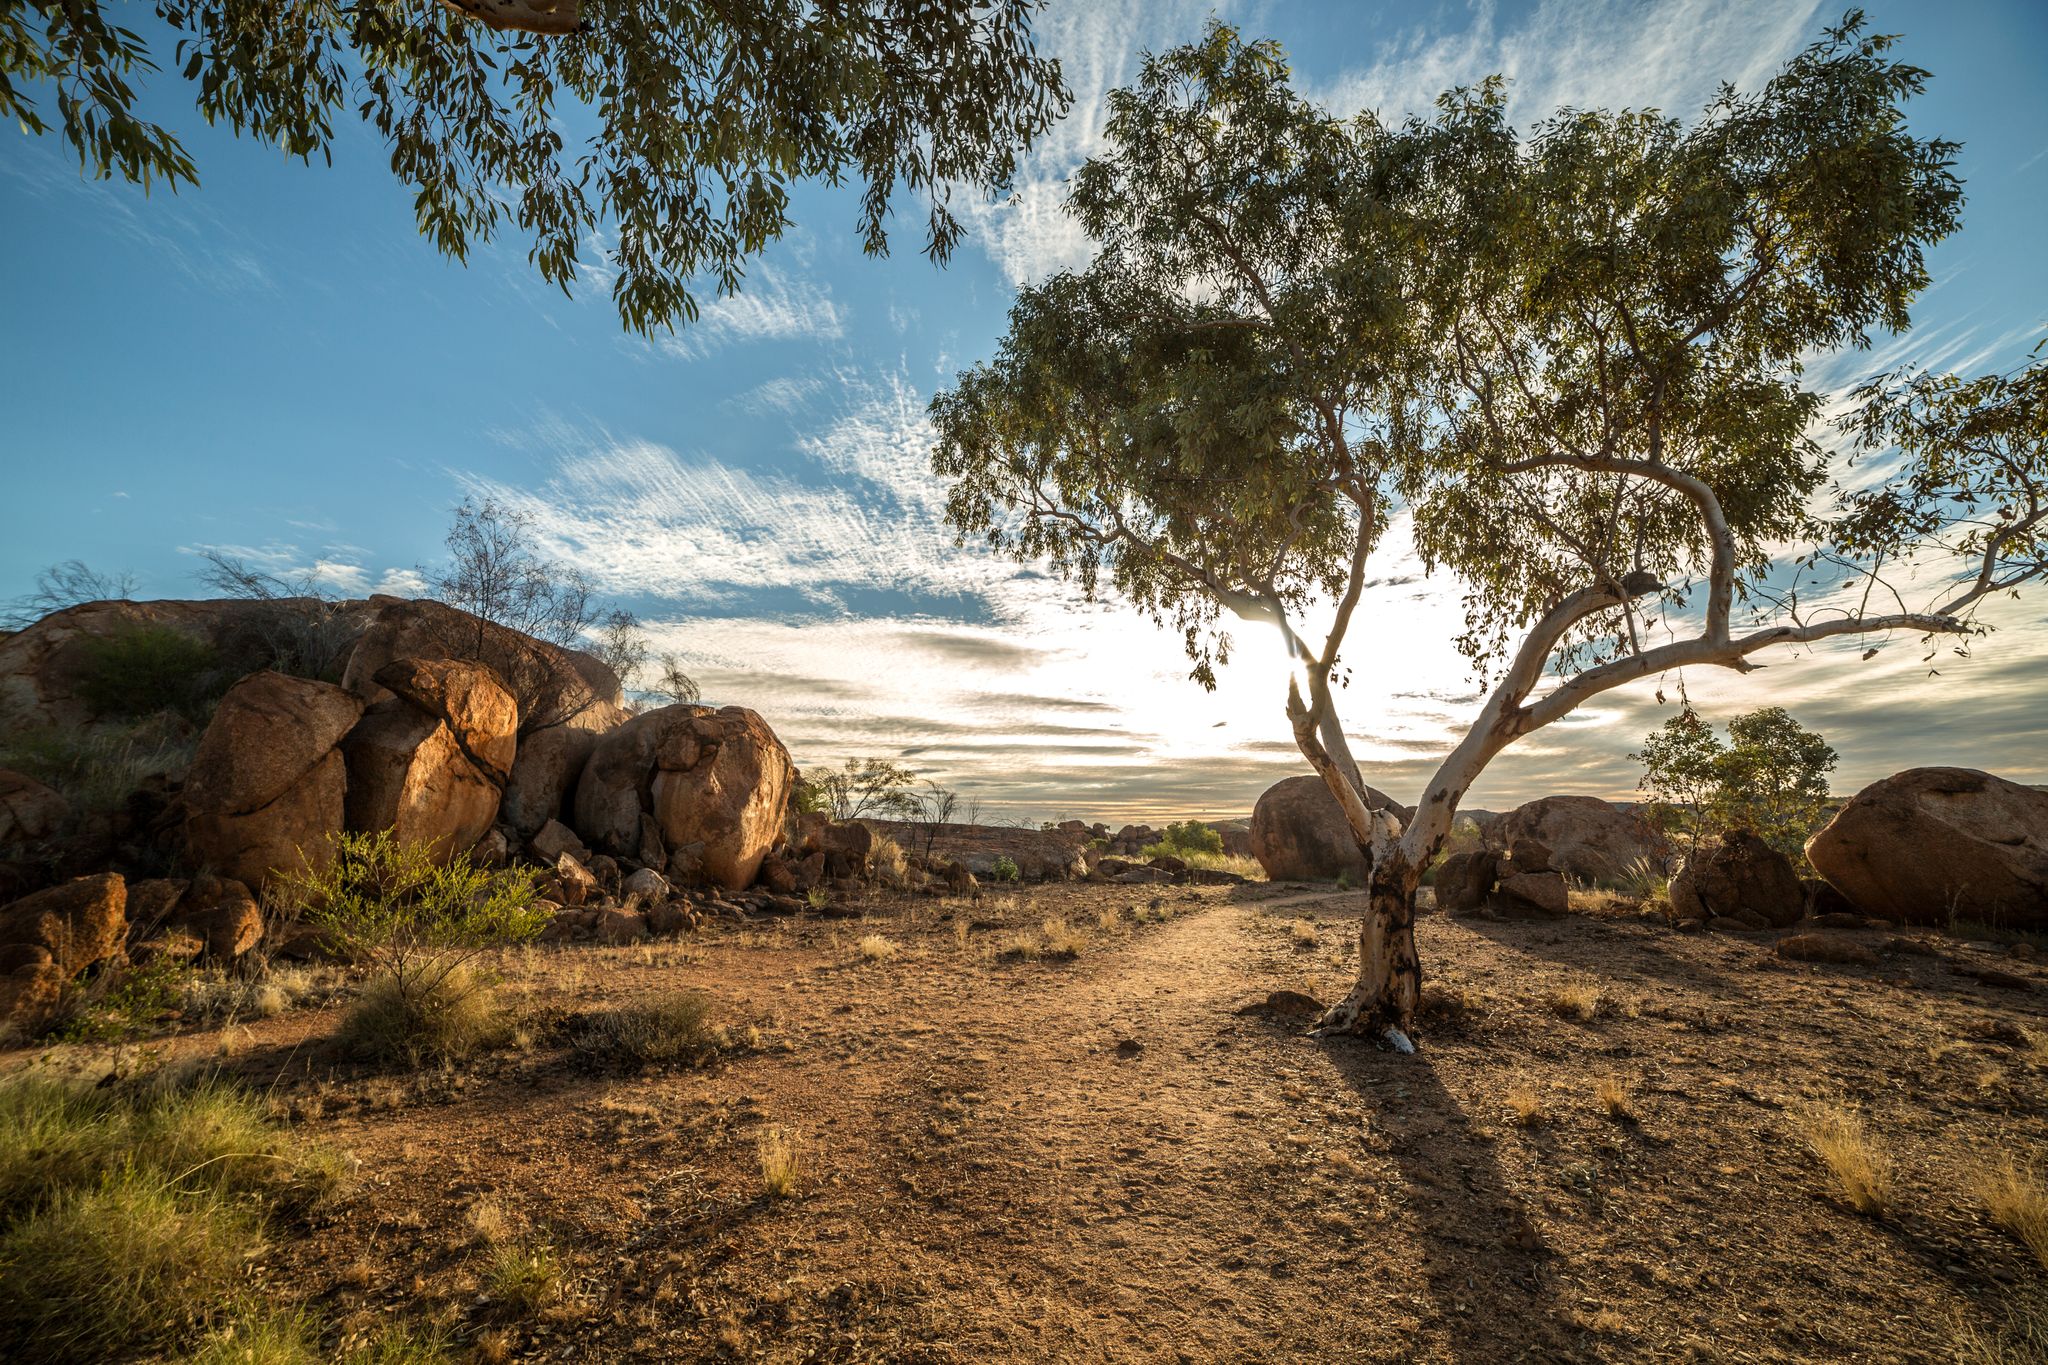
1250 775 1413 882
530 818 591 866
571 706 688 853
1487 795 1666 885
622 867 669 901
1668 830 1804 928
1508 837 1554 874
1805 768 2048 928
796 813 876 878
593 907 649 945
0 769 70 848
0 873 125 1033
183 672 363 890
501 725 598 838
554 853 597 908
1434 849 1498 914
342 659 516 863
1494 869 1569 917
371 658 517 784
177 878 264 961
573 705 792 892
341 595 625 735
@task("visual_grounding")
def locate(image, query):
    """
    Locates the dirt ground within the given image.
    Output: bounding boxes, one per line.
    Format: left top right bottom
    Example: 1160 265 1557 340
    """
14 882 2047 1363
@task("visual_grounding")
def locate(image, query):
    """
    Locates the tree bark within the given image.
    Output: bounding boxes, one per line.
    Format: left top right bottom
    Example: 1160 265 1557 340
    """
1312 847 1423 1047
437 0 582 35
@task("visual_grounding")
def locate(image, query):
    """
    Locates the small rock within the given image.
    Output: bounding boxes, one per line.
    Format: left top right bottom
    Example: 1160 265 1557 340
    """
622 867 669 901
1113 1039 1143 1058
593 908 649 945
1240 989 1326 1020
554 853 597 908
530 819 589 866
1776 933 1878 966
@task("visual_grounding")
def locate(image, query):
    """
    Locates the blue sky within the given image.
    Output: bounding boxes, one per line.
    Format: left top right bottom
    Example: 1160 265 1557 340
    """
3 0 2044 819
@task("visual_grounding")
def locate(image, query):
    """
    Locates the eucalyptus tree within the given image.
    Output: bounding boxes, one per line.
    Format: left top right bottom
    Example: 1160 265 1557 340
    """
2 0 1068 332
932 19 2046 1048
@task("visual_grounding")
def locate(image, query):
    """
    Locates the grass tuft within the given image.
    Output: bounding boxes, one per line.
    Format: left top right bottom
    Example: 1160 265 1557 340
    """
337 962 512 1065
1546 982 1602 1022
758 1126 802 1198
1975 1160 2048 1270
1507 1086 1546 1127
572 991 728 1068
857 934 898 962
1793 1102 1894 1217
1288 918 1318 946
1038 917 1085 959
485 1239 563 1314
1596 1076 1637 1122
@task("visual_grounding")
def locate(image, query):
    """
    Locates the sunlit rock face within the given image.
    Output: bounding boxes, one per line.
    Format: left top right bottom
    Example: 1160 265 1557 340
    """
1807 767 2048 927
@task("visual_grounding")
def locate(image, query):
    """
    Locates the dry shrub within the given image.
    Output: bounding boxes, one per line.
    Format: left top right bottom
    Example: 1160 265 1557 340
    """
1793 1102 1894 1217
572 990 727 1068
338 962 512 1065
1507 1086 1546 1127
1288 918 1318 946
871 835 909 888
1039 917 1085 959
758 1126 802 1197
858 934 897 962
1596 1076 1637 1122
1547 983 1602 1022
1975 1160 2048 1270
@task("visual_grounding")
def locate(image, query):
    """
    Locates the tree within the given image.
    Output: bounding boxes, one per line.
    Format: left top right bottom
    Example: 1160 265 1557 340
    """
430 497 595 652
899 778 959 861
2 559 137 630
933 19 2044 1048
1637 706 1838 863
1 0 1068 333
193 548 360 679
588 608 648 691
651 653 701 705
806 757 917 822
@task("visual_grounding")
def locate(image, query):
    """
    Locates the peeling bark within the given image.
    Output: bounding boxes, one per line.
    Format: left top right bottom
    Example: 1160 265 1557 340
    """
437 0 582 35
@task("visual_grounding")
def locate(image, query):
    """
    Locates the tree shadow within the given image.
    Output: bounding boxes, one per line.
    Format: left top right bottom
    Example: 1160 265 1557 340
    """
1318 1036 1581 1363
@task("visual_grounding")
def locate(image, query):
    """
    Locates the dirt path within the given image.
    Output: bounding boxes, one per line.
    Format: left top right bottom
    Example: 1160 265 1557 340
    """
32 882 2044 1362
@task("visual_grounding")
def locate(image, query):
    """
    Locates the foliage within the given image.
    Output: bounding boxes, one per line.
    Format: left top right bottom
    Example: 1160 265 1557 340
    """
0 712 197 816
50 955 187 1043
1 0 1067 333
651 652 701 705
929 15 2036 1036
0 559 135 631
74 623 226 721
275 831 546 1063
1144 820 1225 859
1636 705 1837 862
806 756 918 822
990 855 1021 883
431 498 595 652
0 1076 342 1364
587 608 646 692
193 549 359 680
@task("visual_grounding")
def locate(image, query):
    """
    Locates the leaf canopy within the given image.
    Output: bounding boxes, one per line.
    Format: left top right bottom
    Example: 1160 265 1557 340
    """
2 0 1070 333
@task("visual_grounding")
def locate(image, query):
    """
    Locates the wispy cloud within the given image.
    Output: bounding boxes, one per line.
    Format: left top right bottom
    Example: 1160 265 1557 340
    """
657 265 847 360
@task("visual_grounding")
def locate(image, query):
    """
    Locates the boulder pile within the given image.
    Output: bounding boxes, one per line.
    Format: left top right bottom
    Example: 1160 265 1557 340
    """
1435 837 1569 917
1250 775 1413 882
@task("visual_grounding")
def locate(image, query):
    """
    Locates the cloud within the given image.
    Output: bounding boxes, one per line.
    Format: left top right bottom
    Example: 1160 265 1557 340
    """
658 265 847 360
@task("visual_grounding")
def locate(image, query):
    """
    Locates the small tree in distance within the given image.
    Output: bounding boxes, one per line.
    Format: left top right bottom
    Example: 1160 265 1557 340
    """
1 560 137 630
1637 706 1839 865
932 19 2046 1047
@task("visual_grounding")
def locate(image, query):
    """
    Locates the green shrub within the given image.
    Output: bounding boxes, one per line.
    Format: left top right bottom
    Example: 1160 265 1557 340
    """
275 832 547 1066
1160 819 1225 856
991 855 1021 883
52 956 187 1043
74 625 227 721
0 713 198 816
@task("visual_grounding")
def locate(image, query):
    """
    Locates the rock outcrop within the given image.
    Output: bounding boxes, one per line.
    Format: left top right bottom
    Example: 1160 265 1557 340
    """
1806 768 2048 928
1250 775 1413 882
0 872 126 1034
1486 795 1666 885
341 595 624 735
1669 830 1805 928
0 597 375 732
501 724 598 838
183 672 363 890
0 769 70 848
342 658 516 863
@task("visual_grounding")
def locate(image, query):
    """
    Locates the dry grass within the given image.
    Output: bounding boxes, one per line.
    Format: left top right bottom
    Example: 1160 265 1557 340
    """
758 1126 802 1198
1288 918 1318 947
1596 1076 1637 1122
572 991 727 1068
1974 1160 2048 1270
858 934 898 962
1793 1102 1894 1217
2020 1028 2048 1070
1547 982 1602 1022
1038 917 1086 959
485 1238 563 1313
338 962 513 1065
1506 1086 1547 1127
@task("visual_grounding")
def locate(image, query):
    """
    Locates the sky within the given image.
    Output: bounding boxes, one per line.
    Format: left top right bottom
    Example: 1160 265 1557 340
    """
2 0 2044 822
